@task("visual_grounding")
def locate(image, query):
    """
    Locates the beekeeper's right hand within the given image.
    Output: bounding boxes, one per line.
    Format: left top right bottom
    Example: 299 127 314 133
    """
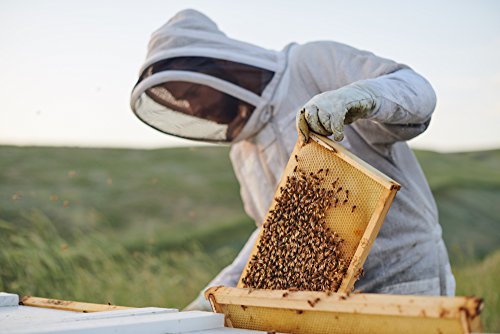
296 82 381 143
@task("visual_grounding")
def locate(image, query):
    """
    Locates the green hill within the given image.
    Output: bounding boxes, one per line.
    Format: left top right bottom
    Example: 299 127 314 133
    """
414 149 500 264
0 145 499 330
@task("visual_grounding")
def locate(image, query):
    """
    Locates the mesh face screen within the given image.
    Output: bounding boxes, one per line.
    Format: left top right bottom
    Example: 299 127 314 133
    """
131 56 275 142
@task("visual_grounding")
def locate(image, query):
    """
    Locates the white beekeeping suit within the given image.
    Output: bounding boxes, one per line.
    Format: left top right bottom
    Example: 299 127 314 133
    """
131 9 455 308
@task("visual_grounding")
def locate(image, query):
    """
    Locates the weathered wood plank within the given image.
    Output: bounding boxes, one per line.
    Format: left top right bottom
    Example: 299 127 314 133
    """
20 296 131 313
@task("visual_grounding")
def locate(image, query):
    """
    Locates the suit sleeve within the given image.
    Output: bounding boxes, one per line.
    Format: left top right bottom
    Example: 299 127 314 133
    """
299 41 437 145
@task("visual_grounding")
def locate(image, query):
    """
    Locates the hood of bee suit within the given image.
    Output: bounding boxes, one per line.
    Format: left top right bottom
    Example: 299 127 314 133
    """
130 9 286 143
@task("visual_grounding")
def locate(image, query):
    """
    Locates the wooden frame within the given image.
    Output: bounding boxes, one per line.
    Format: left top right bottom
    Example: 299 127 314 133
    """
205 286 483 334
20 296 130 313
237 133 401 293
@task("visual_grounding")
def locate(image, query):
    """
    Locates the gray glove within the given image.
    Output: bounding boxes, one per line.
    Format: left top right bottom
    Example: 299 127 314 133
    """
296 83 380 143
183 292 212 312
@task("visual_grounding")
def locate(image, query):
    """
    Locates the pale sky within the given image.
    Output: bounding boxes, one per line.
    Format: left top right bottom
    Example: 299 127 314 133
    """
1 0 499 152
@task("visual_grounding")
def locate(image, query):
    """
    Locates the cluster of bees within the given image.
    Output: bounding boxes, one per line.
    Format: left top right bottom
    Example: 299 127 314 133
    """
241 165 348 292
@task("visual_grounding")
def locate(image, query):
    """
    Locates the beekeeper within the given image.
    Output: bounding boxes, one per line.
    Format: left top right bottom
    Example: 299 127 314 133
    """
130 9 455 311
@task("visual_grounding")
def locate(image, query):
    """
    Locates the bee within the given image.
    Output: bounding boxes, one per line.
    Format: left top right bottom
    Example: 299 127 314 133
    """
332 177 339 188
241 172 348 292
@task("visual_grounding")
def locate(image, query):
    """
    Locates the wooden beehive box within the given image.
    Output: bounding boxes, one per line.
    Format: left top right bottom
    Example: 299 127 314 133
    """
205 287 483 334
238 133 400 293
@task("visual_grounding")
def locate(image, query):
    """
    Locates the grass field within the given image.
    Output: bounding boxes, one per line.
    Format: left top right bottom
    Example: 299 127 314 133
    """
1 145 498 331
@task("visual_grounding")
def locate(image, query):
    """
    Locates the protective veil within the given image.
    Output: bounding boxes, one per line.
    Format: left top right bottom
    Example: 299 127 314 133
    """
132 9 455 299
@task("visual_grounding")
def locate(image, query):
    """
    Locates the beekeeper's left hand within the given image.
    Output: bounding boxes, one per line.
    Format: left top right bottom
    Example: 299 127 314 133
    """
296 83 381 143
183 292 212 312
